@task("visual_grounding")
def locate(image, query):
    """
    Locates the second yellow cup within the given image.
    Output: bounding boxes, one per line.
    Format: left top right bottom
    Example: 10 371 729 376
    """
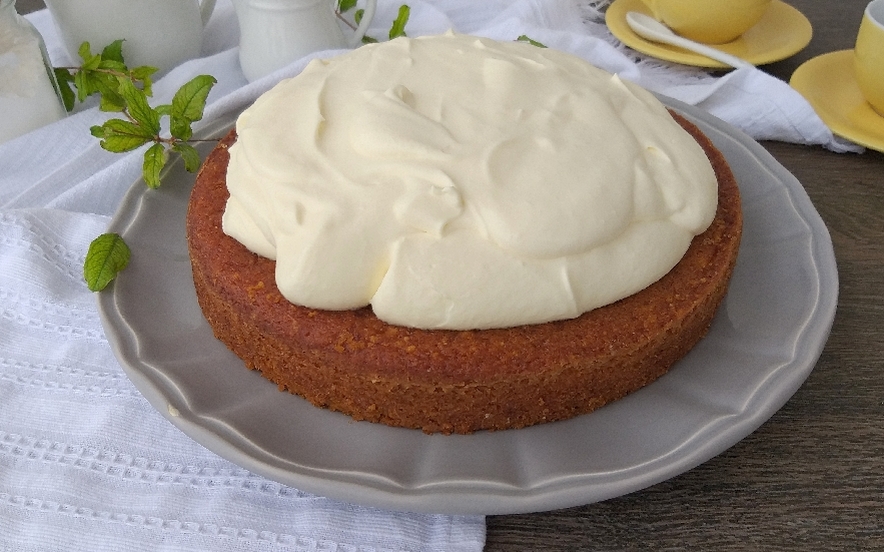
855 0 884 116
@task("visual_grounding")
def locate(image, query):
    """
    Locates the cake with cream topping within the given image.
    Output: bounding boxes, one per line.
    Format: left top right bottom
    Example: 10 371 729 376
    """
186 33 742 434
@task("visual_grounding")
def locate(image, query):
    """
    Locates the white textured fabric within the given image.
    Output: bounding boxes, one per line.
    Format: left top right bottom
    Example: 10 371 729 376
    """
0 0 860 550
0 207 486 552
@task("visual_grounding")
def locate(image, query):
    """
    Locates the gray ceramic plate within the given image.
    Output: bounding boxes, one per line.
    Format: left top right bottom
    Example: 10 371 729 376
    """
98 97 837 515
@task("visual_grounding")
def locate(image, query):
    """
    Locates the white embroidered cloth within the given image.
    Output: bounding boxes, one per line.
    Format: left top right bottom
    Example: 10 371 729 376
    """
0 0 856 550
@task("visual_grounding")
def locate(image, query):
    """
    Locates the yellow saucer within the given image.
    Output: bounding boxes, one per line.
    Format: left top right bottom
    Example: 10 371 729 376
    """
790 50 884 153
606 0 812 69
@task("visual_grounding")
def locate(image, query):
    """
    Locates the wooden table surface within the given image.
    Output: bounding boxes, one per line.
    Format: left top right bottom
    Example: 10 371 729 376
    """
18 0 883 549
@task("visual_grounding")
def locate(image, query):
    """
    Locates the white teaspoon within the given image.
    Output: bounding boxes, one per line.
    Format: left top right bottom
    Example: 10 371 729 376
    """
625 12 754 69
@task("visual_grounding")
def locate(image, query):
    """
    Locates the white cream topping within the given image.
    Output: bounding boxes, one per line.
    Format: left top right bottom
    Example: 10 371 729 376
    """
223 32 718 330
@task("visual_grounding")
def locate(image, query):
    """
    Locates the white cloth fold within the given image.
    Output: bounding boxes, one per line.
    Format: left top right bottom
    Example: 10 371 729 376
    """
0 0 860 549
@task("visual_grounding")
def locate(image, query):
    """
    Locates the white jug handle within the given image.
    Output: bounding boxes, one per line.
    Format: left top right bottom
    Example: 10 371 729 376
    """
200 0 217 26
347 0 378 47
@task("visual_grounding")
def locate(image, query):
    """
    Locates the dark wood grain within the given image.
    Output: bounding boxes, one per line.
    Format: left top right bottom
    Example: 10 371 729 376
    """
20 0 883 548
488 1 884 550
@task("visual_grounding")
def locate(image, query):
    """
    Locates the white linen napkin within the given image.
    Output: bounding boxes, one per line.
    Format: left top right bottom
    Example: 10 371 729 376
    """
0 0 859 550
478 0 860 152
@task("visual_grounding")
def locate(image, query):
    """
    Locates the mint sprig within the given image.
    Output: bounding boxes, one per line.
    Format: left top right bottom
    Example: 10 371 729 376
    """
89 73 216 188
337 1 410 44
57 42 216 189
60 42 216 290
55 41 156 112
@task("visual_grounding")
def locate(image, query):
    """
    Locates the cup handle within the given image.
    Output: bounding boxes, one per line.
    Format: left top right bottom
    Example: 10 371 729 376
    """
347 0 378 47
199 0 217 26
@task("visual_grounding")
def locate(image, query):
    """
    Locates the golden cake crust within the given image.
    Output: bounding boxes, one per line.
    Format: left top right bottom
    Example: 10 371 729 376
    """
185 112 742 434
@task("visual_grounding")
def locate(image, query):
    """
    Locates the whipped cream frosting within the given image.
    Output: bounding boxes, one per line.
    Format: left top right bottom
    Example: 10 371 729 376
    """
222 32 718 330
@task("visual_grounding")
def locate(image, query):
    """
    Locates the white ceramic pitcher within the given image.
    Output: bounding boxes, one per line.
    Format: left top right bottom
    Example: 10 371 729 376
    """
233 0 378 82
44 0 216 74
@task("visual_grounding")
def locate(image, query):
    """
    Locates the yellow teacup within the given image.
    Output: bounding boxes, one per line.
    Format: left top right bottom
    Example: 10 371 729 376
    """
855 0 884 116
640 0 773 44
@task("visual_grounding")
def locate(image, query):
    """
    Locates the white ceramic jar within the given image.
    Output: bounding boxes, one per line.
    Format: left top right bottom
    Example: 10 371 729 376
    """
232 0 377 82
0 0 67 145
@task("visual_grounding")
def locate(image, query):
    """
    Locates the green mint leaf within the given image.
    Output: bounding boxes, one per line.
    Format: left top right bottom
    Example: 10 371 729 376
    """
91 119 153 152
98 94 126 112
362 35 379 44
389 5 410 39
338 0 357 12
97 94 126 112
54 68 76 112
131 66 158 97
172 75 217 120
169 118 191 143
116 77 161 135
91 73 127 112
100 39 126 64
172 142 202 173
89 124 108 139
142 143 168 189
83 232 131 292
77 42 100 62
354 8 363 24
517 35 547 48
140 78 154 98
97 59 128 73
169 75 216 141
154 104 172 117
73 67 97 102
131 66 157 80
81 53 102 71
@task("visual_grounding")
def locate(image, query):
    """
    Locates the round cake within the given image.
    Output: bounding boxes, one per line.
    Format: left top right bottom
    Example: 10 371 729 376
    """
185 35 742 434
186 113 741 434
